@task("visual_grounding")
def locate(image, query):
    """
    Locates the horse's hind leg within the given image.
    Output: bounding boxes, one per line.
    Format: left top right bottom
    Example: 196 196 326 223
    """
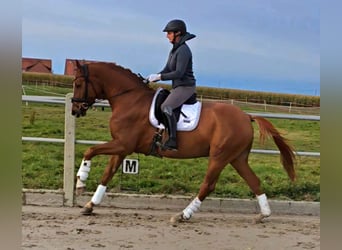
170 157 225 223
81 155 124 215
230 152 271 223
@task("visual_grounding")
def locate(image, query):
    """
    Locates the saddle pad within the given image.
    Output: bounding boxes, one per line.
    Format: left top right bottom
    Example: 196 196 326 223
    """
149 88 202 131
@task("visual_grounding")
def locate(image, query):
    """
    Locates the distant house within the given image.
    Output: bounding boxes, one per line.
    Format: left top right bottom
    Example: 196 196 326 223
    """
64 59 108 76
22 57 52 73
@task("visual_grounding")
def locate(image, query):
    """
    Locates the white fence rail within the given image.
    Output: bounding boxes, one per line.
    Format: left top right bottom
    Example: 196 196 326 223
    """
22 94 320 206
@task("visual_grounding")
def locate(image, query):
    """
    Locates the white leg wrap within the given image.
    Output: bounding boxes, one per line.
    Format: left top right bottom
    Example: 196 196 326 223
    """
182 197 202 220
91 185 107 205
257 193 271 216
76 159 91 181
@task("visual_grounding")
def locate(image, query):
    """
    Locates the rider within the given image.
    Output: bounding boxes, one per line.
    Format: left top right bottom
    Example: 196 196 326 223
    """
147 19 197 151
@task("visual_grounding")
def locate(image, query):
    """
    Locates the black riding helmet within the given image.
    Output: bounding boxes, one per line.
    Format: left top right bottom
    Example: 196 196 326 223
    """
163 19 187 35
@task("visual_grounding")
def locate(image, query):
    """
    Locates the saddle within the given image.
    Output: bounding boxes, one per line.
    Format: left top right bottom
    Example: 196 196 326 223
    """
148 88 202 156
149 88 202 131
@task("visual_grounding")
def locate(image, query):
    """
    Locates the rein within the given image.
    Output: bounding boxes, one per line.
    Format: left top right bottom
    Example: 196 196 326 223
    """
108 88 135 101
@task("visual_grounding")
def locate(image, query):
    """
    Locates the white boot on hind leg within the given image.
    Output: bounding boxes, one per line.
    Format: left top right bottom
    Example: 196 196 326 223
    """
182 197 202 220
170 197 202 223
257 193 271 217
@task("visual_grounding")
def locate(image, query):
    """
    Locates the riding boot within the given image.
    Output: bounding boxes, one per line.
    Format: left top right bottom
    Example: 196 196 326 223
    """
162 106 178 151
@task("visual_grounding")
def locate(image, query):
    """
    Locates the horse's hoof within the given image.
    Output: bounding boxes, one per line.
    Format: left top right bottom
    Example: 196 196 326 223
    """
76 187 86 196
253 214 269 224
80 206 93 215
170 212 184 224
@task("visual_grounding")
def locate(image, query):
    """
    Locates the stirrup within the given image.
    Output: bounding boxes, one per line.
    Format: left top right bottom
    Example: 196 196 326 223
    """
148 128 164 157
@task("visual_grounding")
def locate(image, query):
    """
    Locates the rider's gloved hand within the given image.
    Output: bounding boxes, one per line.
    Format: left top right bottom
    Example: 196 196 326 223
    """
147 74 161 82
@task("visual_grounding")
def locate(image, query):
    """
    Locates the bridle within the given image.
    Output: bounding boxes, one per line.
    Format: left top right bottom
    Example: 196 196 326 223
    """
71 63 139 112
71 64 99 109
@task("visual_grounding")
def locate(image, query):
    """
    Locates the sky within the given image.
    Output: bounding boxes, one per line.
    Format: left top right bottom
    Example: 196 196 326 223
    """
22 0 320 96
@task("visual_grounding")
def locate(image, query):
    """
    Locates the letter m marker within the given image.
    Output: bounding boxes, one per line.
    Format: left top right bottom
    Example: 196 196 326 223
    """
122 159 139 174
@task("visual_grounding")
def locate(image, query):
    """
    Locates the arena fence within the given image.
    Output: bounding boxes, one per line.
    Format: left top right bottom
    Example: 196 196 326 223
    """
22 93 320 206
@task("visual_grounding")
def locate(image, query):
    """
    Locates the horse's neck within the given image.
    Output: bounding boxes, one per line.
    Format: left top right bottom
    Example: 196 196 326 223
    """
101 74 152 107
92 64 154 109
99 70 135 96
108 89 154 122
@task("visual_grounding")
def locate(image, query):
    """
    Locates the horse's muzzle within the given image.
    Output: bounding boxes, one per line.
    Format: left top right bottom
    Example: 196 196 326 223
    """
71 103 89 117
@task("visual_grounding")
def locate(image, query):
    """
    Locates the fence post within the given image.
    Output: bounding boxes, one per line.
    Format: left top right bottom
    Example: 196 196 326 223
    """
63 93 75 206
264 100 267 111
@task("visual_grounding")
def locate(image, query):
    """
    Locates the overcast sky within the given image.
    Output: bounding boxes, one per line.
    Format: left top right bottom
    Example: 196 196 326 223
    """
22 0 320 95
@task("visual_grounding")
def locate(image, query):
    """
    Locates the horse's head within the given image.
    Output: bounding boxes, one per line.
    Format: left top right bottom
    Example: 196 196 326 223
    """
71 60 152 117
71 60 97 117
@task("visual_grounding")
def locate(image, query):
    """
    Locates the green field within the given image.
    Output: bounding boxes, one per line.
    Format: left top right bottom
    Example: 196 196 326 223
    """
22 87 320 202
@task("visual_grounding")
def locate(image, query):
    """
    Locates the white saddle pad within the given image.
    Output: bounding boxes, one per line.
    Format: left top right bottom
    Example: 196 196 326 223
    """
149 88 202 131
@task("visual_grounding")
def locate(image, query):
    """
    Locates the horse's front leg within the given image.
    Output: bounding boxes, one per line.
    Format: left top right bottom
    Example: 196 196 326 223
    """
75 140 127 194
81 155 125 215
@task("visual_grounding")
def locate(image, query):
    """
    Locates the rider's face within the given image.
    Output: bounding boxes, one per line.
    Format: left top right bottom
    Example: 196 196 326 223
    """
166 31 175 43
166 31 181 44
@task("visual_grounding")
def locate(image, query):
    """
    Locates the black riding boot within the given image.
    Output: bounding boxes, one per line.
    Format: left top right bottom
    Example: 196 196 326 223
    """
162 106 178 151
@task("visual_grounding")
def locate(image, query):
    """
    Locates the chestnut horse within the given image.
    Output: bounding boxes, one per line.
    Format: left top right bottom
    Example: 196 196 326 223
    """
71 61 295 223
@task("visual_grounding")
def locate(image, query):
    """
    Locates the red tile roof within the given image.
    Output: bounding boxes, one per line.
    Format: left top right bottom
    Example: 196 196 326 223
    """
22 57 52 73
64 59 104 76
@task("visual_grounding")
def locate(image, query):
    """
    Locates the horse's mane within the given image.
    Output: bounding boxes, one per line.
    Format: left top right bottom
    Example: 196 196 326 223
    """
93 62 152 90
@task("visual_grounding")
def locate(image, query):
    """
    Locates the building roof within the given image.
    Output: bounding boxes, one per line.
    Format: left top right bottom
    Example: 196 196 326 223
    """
22 57 52 73
64 59 104 76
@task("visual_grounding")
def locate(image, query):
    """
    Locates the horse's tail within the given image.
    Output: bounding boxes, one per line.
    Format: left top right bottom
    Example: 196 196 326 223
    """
250 115 296 181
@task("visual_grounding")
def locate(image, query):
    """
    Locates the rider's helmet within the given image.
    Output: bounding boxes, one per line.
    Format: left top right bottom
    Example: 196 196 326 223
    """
163 19 187 35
